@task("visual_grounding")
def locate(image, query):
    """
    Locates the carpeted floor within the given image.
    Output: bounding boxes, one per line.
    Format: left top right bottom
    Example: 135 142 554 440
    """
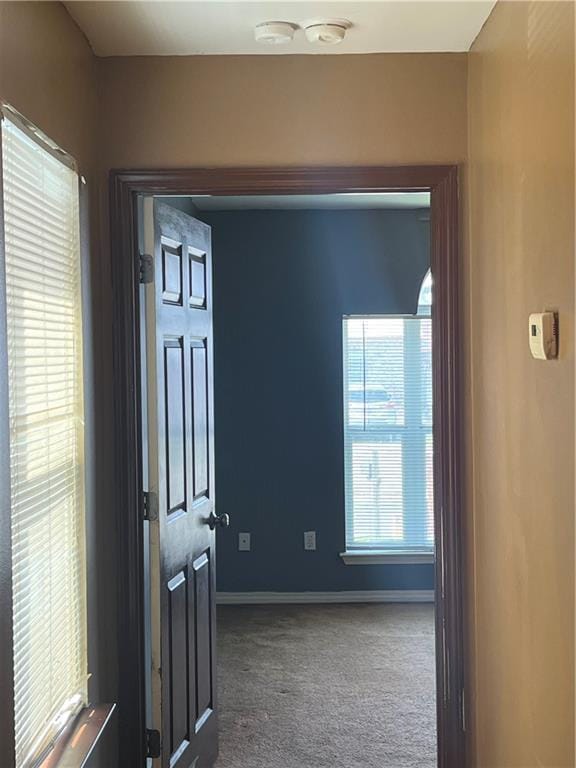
215 603 437 768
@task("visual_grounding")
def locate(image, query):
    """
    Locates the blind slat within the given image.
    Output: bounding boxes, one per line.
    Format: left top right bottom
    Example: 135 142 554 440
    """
2 117 88 768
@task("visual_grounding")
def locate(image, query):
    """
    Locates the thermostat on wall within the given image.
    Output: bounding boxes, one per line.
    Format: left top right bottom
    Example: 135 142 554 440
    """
529 312 558 360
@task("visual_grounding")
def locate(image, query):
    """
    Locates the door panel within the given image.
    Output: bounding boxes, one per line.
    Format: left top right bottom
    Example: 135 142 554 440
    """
162 238 183 305
189 249 207 309
193 551 213 728
164 338 187 516
144 199 217 768
191 340 209 500
167 570 190 761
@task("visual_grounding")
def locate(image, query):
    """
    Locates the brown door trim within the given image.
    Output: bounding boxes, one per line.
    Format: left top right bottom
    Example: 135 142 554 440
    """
110 164 465 768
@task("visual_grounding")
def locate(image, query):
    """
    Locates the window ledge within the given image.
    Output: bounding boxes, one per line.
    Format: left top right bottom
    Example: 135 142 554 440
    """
340 550 435 565
39 703 116 768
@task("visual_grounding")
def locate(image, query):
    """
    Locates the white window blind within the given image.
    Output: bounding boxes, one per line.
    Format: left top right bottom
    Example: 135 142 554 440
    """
2 117 87 767
343 281 433 553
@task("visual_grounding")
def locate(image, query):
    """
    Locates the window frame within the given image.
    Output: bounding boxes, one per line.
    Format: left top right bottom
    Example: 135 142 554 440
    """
0 104 114 768
0 102 16 768
342 312 434 559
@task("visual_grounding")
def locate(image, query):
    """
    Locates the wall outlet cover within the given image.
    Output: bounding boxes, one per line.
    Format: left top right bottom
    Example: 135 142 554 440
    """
304 531 316 551
238 532 251 552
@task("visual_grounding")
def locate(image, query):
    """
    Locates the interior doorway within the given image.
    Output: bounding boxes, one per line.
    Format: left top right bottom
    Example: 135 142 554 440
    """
110 166 464 768
157 190 436 767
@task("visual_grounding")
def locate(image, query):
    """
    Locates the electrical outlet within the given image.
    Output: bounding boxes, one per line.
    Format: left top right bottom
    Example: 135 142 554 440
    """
238 532 251 552
304 531 316 551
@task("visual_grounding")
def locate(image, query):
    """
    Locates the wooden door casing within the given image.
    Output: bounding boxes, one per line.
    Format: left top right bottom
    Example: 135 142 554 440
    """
144 199 217 768
111 166 463 768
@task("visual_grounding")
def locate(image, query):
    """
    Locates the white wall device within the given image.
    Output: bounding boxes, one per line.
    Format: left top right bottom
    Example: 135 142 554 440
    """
238 532 251 551
254 22 297 45
304 531 317 551
529 312 558 360
303 19 352 45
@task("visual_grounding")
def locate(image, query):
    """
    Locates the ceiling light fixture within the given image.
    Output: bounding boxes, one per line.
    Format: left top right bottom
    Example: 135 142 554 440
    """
303 19 352 45
254 21 298 45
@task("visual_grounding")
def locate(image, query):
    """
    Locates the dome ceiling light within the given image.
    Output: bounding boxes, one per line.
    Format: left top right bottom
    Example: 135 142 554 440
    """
254 21 298 45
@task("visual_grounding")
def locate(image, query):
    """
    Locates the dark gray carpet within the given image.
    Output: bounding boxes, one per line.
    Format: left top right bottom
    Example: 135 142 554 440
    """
216 603 437 768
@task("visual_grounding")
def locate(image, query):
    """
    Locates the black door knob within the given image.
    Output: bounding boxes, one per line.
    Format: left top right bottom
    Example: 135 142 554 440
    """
207 511 230 530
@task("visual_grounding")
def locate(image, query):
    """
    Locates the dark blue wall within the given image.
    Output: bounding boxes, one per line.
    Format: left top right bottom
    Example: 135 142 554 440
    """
204 209 433 592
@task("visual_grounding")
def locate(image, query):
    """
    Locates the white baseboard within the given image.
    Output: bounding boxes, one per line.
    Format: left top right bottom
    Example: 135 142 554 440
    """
216 590 434 605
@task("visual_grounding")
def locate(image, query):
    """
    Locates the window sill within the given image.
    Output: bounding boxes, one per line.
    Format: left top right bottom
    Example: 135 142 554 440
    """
340 550 435 565
39 703 116 768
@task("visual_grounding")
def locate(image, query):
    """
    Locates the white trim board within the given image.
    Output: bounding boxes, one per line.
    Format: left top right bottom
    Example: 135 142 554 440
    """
340 551 435 565
216 590 434 605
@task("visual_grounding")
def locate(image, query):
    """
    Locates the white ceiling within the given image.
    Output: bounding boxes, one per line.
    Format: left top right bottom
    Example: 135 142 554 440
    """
165 192 431 210
65 1 496 57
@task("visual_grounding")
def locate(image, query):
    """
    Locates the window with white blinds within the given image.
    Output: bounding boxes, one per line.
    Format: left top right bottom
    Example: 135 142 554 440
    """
1 116 87 767
343 274 433 553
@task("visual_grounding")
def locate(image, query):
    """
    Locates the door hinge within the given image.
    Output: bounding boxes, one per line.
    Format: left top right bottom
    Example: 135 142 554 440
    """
139 253 154 284
142 490 158 522
461 688 466 732
145 728 161 759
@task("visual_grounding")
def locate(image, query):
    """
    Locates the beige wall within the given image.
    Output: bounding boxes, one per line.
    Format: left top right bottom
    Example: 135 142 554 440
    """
1 2 575 767
98 53 467 169
466 2 575 765
0 2 97 174
98 22 576 767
